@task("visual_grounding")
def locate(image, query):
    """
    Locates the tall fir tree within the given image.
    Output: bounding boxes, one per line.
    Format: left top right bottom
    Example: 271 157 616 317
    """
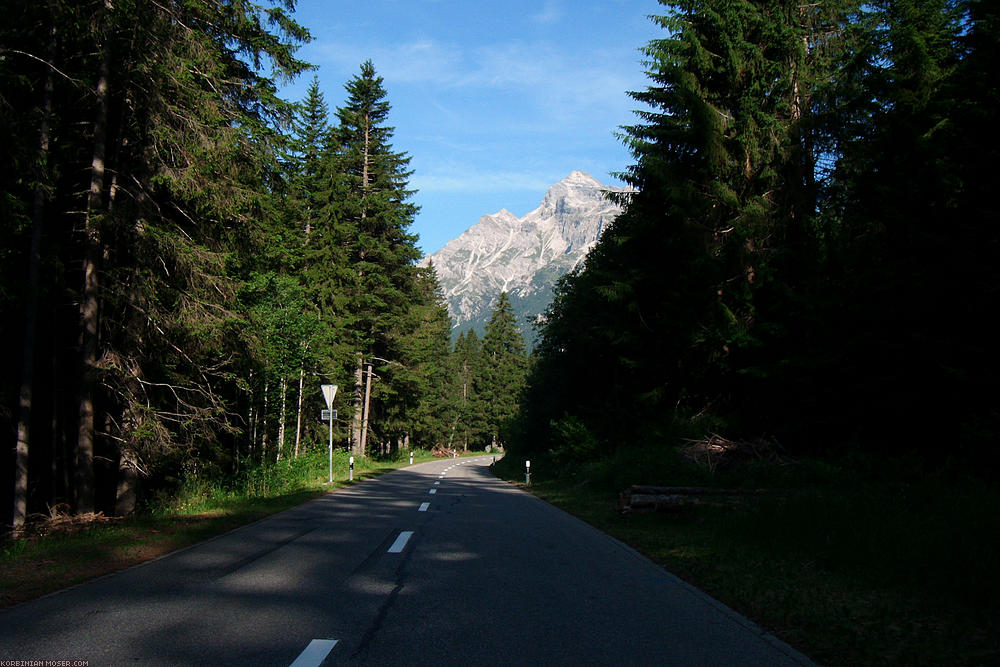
290 75 330 243
324 60 423 455
450 329 485 450
476 293 527 449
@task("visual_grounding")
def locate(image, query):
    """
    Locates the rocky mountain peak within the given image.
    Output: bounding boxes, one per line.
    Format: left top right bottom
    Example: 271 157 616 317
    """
421 172 629 344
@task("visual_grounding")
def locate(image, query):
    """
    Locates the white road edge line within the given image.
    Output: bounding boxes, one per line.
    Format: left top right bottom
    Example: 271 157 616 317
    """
388 531 414 553
419 502 430 512
289 638 338 667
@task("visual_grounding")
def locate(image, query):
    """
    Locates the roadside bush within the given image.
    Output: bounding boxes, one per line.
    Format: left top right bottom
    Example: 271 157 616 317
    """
549 414 602 466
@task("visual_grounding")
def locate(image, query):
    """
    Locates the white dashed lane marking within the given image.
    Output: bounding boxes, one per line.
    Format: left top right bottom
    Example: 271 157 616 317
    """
289 639 338 667
418 502 430 512
387 531 414 553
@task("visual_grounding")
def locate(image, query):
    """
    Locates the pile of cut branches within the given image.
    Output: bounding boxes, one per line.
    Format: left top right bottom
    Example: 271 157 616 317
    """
680 433 793 472
15 504 123 539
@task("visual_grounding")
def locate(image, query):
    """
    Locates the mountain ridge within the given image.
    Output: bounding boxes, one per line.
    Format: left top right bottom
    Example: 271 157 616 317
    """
421 171 628 344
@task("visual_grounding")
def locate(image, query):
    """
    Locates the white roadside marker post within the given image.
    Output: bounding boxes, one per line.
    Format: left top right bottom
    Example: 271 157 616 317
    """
349 455 354 482
526 459 531 485
409 450 413 465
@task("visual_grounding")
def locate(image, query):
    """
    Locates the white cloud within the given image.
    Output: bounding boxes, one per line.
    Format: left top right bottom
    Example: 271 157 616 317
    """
410 164 557 193
308 38 462 84
310 36 640 114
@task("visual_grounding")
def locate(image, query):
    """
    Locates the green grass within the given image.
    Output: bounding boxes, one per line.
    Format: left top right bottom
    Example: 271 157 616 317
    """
0 448 485 608
495 449 1000 666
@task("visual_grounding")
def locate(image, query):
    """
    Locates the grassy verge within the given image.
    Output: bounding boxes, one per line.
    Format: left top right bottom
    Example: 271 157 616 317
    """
0 448 485 609
494 449 1000 666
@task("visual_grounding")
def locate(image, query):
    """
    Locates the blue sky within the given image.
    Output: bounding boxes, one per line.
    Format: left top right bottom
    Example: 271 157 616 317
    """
280 0 664 254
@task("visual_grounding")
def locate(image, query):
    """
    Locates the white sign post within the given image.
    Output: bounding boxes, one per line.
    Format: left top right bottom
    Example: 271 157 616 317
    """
321 385 338 484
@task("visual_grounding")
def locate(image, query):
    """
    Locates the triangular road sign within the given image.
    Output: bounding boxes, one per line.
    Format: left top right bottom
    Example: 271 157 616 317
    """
321 384 338 409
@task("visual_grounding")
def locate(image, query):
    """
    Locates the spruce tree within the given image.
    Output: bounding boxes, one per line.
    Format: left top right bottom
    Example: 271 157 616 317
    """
450 329 485 450
324 60 423 455
477 293 527 449
290 75 330 243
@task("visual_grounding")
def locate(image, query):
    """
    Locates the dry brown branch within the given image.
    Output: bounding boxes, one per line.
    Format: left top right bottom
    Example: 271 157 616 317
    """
0 49 83 85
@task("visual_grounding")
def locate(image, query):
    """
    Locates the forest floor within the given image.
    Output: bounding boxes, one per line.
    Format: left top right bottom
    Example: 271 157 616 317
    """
494 447 1000 666
0 449 488 609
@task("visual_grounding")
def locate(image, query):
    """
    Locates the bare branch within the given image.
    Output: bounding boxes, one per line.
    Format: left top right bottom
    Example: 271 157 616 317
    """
0 49 83 86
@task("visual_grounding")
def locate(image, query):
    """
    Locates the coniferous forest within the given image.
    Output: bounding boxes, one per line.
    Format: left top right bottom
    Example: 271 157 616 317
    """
512 0 1000 472
0 1 526 531
2 0 998 537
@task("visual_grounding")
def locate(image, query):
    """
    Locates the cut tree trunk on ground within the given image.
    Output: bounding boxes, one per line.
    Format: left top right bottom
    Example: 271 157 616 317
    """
618 485 760 513
621 494 691 512
626 485 753 496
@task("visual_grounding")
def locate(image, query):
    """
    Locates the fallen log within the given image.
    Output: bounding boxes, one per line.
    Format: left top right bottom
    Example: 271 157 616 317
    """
626 485 750 496
624 494 690 512
618 485 759 513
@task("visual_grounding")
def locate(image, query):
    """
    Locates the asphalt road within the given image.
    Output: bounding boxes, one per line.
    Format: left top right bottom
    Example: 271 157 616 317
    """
0 457 814 666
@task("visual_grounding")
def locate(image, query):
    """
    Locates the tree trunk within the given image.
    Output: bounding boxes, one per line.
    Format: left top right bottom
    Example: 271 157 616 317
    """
362 112 370 209
294 364 304 458
76 3 113 514
53 335 68 504
12 18 56 532
349 107 372 458
359 362 372 455
277 376 286 461
114 453 138 517
260 380 269 462
248 380 257 464
351 353 364 456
